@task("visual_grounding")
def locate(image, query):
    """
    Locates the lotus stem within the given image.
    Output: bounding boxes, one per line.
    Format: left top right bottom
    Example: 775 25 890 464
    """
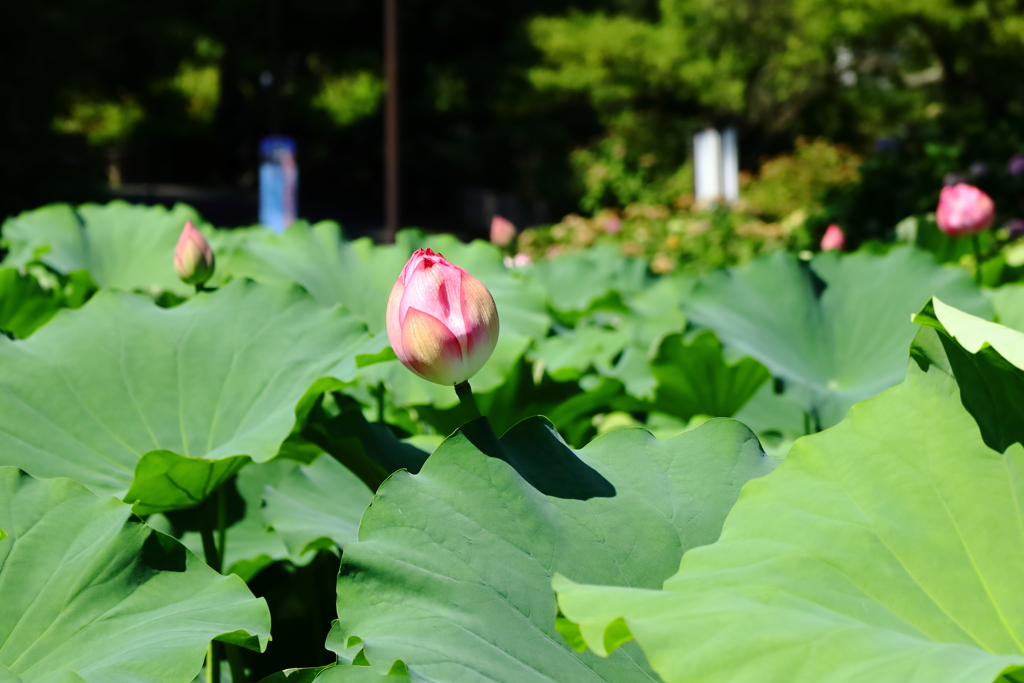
376 382 386 423
225 642 248 683
199 498 221 572
206 643 218 683
454 380 481 420
199 486 229 683
216 486 227 572
972 235 984 285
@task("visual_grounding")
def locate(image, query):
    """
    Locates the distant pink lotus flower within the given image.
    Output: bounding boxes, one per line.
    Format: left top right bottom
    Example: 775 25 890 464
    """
936 183 995 237
386 249 499 385
174 220 215 286
603 217 622 234
490 215 516 247
820 224 845 251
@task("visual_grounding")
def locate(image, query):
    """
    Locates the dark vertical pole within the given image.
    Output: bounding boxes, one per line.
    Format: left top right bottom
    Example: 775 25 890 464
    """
383 0 399 241
267 0 282 134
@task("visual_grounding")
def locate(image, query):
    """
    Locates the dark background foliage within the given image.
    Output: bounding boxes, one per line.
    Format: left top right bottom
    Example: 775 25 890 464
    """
5 0 1024 239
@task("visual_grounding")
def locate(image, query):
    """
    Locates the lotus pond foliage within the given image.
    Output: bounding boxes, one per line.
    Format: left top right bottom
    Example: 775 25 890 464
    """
1 200 1023 683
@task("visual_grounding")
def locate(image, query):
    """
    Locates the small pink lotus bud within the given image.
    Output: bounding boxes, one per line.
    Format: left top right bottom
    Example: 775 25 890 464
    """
489 215 516 247
820 224 845 251
513 253 532 267
386 249 499 385
174 220 215 285
603 217 622 234
936 183 995 237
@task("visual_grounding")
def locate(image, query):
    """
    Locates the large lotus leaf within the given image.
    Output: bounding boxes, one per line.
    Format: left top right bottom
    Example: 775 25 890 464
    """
153 460 300 582
647 330 770 421
0 279 368 513
989 284 1024 333
531 324 630 381
160 453 372 581
0 268 62 338
684 245 990 428
0 203 86 271
413 358 647 448
913 297 1024 453
0 467 271 683
555 340 1024 683
731 381 811 444
301 393 431 490
527 245 652 320
224 223 550 403
328 416 774 682
258 665 410 683
531 276 689 395
262 452 373 556
2 201 215 297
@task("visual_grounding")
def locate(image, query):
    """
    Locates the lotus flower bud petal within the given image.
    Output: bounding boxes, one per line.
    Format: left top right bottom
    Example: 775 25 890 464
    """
174 220 215 285
820 224 845 251
936 183 995 237
386 248 499 385
490 215 517 247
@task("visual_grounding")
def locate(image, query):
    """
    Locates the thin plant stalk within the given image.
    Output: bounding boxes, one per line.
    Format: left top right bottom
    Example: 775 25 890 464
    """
199 486 231 682
376 382 386 423
454 380 481 419
972 234 984 286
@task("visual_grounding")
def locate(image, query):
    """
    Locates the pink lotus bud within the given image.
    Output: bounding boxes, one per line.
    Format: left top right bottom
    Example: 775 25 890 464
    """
489 215 516 247
936 183 995 237
604 216 622 234
174 220 215 285
513 253 532 267
386 249 499 385
820 224 845 251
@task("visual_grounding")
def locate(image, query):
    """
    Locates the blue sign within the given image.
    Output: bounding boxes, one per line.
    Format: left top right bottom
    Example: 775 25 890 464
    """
259 136 298 233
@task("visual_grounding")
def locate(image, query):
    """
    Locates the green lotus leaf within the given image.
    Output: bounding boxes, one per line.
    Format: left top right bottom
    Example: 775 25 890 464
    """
532 324 631 382
328 416 774 682
527 245 652 320
684 245 990 429
262 452 373 557
257 664 410 683
0 279 367 513
159 451 372 581
314 663 410 682
988 284 1024 333
555 330 1024 683
2 201 217 297
1 203 86 271
913 297 1024 453
301 393 431 490
0 467 271 683
647 330 770 421
152 460 300 582
0 268 62 338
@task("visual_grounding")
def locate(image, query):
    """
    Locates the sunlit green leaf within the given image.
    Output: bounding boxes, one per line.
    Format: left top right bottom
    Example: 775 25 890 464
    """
0 467 271 683
684 246 990 428
0 280 367 513
555 325 1024 683
329 416 773 682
